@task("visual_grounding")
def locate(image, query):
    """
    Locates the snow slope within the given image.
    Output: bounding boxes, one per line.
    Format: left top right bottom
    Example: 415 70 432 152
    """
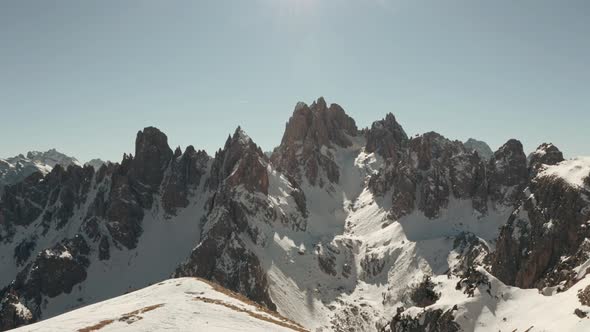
12 278 306 332
538 157 590 188
406 268 590 332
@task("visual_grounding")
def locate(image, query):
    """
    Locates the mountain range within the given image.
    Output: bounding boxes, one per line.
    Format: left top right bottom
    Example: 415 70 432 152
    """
1 97 589 331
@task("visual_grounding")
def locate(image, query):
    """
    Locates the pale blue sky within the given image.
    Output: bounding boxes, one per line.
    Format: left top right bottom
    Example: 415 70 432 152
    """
1 0 588 162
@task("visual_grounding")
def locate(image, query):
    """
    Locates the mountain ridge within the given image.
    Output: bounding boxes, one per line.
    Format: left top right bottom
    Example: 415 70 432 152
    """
1 97 589 331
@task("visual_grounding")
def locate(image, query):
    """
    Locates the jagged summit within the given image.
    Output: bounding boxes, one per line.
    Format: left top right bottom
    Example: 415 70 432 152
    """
0 149 81 191
529 142 565 175
365 113 408 163
208 126 268 194
271 98 357 186
1 100 590 332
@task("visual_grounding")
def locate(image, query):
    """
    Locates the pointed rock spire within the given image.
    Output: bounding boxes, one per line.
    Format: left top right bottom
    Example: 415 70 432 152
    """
131 127 173 190
271 97 357 186
365 113 408 162
208 127 268 194
488 139 528 205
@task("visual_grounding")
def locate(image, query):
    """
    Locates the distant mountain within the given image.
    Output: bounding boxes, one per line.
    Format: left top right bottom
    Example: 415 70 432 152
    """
84 158 108 171
0 149 81 191
463 138 494 160
1 98 589 331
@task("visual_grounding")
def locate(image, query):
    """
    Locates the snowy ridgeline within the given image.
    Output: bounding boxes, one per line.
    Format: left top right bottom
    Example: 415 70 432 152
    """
12 278 305 332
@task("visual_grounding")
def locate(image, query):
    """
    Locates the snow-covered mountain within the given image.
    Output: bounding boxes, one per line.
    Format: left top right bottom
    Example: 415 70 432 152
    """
0 149 81 192
84 159 108 171
463 138 493 161
1 98 590 331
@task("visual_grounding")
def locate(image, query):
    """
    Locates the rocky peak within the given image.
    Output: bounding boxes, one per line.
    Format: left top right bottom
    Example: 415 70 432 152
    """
84 159 107 171
25 149 81 169
271 98 357 186
365 113 408 162
162 146 210 216
464 138 493 161
487 139 528 205
1 150 81 192
208 127 268 194
278 97 357 150
408 132 463 171
528 143 564 175
129 127 173 191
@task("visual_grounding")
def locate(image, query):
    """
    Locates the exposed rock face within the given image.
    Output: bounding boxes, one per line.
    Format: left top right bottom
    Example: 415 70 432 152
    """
0 165 94 241
271 97 357 186
1 102 589 332
369 132 489 218
84 127 182 249
528 143 564 176
128 127 174 207
0 292 33 331
487 139 528 206
463 138 493 161
176 127 276 310
174 193 275 309
408 276 439 308
208 127 269 194
579 285 590 306
1 235 90 323
162 146 209 215
451 232 490 276
491 173 590 289
389 307 460 332
365 113 408 163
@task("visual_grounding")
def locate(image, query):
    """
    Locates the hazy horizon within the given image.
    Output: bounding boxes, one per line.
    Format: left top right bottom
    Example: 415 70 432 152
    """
1 0 588 162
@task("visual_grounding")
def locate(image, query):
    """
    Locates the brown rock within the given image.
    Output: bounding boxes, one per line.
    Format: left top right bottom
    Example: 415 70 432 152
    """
528 143 564 176
271 97 357 186
365 113 408 163
487 139 528 206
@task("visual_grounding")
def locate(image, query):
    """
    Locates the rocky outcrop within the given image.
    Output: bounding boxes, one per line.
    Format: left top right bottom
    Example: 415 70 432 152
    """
271 97 357 187
0 164 94 241
408 276 439 308
369 132 489 218
451 232 490 276
528 143 564 176
84 127 179 249
0 235 90 328
491 173 590 289
0 292 33 331
162 146 209 215
175 127 276 310
487 139 528 206
388 307 460 332
208 127 269 194
365 113 408 163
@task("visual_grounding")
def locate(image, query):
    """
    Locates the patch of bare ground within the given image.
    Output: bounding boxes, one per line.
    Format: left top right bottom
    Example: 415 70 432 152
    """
76 304 165 331
77 319 115 332
192 295 307 332
189 277 307 331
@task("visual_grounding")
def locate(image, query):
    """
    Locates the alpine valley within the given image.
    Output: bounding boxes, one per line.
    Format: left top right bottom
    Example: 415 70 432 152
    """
1 98 590 331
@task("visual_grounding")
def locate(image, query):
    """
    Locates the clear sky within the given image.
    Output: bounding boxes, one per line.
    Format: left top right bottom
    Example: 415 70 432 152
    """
1 0 588 163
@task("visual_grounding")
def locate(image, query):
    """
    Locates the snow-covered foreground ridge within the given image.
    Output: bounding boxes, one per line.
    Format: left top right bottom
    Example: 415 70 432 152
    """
12 278 306 332
1 97 590 331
